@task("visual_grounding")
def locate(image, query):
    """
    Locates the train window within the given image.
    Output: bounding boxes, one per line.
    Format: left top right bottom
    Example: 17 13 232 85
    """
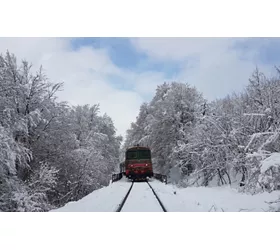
138 150 151 159
126 150 137 159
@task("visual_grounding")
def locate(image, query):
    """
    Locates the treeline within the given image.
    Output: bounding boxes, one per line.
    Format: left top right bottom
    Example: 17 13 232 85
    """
0 51 122 211
123 67 280 195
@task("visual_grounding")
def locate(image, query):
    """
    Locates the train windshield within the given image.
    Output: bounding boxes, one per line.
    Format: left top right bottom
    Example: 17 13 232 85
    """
138 150 151 159
126 150 137 159
126 150 151 160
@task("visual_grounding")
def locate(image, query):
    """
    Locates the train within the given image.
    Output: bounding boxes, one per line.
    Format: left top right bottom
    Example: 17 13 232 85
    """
120 144 153 181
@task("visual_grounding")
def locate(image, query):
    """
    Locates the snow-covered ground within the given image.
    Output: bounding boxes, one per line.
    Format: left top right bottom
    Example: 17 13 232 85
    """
51 178 131 212
51 177 280 212
149 180 280 212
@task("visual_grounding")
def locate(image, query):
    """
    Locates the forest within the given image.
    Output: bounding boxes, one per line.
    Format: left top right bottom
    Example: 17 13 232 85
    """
1 50 280 211
0 51 122 211
123 66 280 197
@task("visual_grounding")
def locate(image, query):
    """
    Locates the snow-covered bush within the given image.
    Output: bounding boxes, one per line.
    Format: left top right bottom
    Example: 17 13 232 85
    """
258 153 280 192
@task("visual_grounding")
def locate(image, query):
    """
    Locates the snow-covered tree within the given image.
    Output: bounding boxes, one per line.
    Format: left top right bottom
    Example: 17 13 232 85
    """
0 51 122 211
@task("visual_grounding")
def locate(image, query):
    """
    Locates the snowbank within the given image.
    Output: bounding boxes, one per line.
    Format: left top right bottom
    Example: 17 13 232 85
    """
150 181 280 212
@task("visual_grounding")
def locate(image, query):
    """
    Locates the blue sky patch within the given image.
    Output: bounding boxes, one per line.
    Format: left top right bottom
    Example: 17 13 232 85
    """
70 37 181 78
230 38 280 65
71 37 147 70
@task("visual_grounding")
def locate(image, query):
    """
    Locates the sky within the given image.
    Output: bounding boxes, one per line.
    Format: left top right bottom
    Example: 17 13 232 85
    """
0 37 279 139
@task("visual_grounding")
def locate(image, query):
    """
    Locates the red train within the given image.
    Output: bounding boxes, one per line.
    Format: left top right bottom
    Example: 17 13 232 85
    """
120 145 153 181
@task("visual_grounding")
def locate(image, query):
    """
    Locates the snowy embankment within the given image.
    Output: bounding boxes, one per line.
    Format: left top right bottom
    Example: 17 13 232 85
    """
51 178 280 212
51 178 131 212
149 181 280 212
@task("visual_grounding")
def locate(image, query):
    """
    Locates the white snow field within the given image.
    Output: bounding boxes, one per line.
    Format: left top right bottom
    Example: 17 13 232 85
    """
51 177 280 212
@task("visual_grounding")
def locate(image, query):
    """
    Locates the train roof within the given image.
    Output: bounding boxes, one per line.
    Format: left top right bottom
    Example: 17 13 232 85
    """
126 145 150 151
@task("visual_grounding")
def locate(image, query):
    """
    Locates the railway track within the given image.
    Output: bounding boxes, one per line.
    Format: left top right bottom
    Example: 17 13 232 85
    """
146 180 167 212
115 180 167 212
115 181 134 212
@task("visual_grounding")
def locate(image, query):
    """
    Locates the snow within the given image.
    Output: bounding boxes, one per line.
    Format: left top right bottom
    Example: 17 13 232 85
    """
265 108 271 113
244 132 274 152
120 181 162 212
260 153 280 173
149 181 280 212
51 177 280 212
243 113 266 116
51 177 131 212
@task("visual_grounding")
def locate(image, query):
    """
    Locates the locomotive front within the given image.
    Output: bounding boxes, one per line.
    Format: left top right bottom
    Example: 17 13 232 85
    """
125 145 153 180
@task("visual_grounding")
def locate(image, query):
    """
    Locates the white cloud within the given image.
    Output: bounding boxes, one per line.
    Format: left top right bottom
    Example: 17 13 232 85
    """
131 38 234 61
123 70 167 97
130 38 274 100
